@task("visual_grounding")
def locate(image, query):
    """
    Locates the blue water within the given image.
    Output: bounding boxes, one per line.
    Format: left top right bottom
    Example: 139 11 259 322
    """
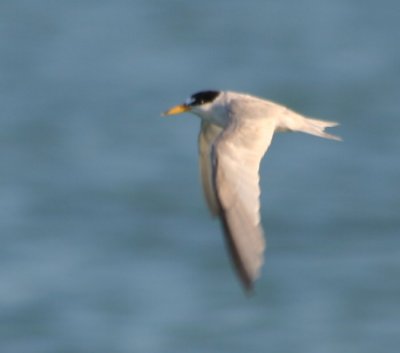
1 1 399 352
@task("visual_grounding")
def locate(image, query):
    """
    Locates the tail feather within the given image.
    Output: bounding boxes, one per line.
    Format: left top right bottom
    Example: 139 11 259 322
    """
277 107 342 141
302 117 342 141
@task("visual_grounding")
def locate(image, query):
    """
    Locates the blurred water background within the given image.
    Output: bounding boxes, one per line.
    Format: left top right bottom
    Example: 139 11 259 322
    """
1 1 399 352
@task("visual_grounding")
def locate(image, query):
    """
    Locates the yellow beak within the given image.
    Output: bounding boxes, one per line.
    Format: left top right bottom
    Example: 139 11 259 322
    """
162 104 191 116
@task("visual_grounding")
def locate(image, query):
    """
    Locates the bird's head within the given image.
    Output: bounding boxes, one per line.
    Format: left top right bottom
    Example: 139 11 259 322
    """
162 90 221 119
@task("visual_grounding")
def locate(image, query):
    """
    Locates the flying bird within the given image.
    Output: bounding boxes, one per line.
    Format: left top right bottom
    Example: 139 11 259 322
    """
163 90 341 292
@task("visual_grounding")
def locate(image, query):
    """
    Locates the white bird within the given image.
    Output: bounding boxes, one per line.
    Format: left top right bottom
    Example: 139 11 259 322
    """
163 90 341 292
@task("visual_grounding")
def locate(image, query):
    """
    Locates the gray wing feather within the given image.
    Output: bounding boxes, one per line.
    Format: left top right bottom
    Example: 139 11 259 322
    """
213 99 276 290
198 121 223 216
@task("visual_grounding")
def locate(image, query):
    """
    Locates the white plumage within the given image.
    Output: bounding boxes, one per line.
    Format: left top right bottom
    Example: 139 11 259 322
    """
164 90 341 292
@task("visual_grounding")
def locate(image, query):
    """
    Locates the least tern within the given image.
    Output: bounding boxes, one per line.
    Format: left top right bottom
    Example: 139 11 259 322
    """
163 90 341 292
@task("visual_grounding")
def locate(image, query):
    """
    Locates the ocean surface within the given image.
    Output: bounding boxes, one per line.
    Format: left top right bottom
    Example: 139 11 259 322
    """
1 1 399 352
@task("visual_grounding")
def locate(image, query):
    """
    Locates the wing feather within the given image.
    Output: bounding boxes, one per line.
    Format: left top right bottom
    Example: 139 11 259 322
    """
212 100 276 291
198 121 223 216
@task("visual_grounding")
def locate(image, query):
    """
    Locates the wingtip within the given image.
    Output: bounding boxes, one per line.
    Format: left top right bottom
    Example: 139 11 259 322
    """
242 279 256 296
240 273 254 293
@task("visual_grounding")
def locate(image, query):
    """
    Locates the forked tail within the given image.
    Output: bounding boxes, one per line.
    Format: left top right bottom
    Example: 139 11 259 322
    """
277 108 342 141
301 117 342 141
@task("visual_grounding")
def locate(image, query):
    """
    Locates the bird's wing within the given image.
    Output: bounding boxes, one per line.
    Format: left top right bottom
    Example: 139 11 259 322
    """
198 121 223 216
212 100 277 291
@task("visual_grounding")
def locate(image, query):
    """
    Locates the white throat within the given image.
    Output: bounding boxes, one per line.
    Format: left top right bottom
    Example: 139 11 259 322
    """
190 93 228 127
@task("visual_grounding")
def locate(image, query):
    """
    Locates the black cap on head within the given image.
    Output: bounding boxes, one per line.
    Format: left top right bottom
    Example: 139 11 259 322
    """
188 90 220 106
